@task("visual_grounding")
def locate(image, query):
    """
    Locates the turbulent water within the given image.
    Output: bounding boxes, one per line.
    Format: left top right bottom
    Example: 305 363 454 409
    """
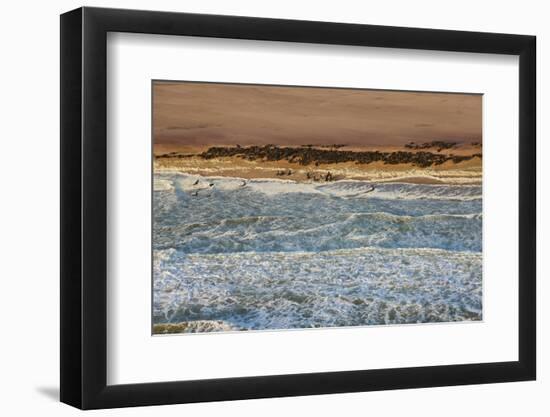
153 172 482 333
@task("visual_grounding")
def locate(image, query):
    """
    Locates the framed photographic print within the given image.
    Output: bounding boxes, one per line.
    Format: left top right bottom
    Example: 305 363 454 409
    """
60 7 536 409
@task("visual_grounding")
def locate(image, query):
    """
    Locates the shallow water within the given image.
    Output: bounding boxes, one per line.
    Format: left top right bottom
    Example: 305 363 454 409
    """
153 173 482 332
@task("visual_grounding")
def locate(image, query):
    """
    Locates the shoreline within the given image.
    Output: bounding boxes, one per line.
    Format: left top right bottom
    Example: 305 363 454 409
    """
154 159 482 185
154 144 482 185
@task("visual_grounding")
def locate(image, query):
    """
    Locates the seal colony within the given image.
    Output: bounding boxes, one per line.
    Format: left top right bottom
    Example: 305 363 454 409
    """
154 141 482 185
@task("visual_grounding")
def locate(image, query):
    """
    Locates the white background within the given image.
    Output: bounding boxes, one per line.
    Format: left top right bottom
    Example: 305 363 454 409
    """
0 0 546 416
108 33 519 384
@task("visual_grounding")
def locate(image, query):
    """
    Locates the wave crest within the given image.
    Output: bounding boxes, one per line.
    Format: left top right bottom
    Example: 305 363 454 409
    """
156 173 482 201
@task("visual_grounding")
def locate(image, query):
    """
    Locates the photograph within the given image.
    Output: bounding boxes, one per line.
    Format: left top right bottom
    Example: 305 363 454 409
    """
152 81 483 334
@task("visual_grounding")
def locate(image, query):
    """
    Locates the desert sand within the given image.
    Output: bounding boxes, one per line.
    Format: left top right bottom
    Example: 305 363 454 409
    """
153 82 482 148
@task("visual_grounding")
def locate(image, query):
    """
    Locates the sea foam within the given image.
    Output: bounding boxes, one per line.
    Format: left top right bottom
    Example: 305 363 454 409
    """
153 247 482 331
153 172 483 332
167 173 482 201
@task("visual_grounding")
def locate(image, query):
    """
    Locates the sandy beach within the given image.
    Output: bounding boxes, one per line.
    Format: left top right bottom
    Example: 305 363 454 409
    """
153 82 482 186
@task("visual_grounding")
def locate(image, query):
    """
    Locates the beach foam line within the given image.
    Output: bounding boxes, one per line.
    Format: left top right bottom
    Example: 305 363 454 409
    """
156 172 482 201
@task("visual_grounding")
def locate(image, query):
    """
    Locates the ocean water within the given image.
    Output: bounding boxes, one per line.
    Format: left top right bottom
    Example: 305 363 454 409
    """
153 173 482 332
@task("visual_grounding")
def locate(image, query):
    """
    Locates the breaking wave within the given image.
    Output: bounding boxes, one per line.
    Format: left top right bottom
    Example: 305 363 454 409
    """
154 211 482 254
153 247 482 331
153 173 483 332
165 173 482 201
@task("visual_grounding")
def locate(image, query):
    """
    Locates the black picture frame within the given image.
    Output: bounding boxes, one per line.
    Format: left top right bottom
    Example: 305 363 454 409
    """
60 6 536 410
